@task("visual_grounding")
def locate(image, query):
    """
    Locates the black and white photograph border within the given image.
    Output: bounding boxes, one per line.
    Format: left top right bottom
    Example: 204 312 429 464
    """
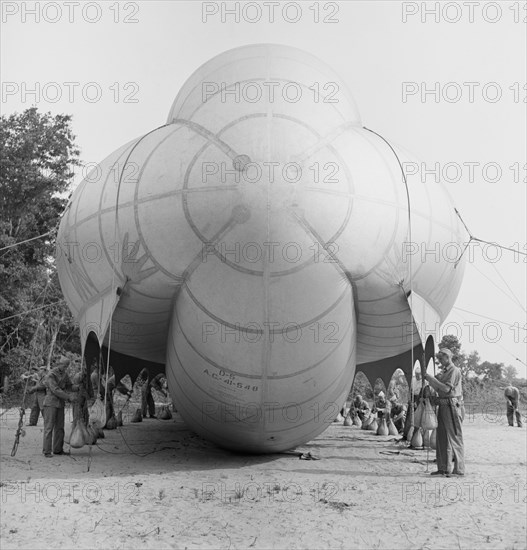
1 2 526 549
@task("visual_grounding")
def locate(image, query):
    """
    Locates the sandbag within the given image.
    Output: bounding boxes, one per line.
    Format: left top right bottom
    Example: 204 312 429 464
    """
70 421 90 448
376 417 389 435
414 399 425 428
410 427 423 449
430 429 437 449
89 396 106 429
387 418 399 436
367 418 378 432
343 414 352 427
361 414 373 430
423 429 431 448
419 398 438 431
105 415 118 430
334 413 344 423
131 408 143 423
160 406 172 420
86 425 98 445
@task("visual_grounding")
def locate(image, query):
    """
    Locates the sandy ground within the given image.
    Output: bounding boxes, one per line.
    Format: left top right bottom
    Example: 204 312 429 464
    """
0 403 525 550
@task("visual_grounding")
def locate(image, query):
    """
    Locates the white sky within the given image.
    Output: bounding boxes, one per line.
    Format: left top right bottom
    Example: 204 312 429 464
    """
1 1 526 375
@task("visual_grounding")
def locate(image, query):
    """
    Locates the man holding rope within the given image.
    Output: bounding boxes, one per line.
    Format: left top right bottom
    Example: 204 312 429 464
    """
424 348 465 477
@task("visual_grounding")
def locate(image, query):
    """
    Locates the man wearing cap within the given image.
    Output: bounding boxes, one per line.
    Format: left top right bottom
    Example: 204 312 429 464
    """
103 373 132 425
504 385 523 427
389 395 407 433
352 394 370 420
138 369 167 419
424 348 465 477
42 356 79 457
27 366 48 426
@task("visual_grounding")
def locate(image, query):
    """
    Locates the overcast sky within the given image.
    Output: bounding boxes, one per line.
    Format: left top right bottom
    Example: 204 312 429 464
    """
2 1 525 375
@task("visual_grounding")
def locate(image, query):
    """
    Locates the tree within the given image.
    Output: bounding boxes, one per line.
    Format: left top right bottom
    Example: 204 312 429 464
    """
476 361 504 382
437 334 465 366
503 365 517 383
0 108 81 394
459 350 481 381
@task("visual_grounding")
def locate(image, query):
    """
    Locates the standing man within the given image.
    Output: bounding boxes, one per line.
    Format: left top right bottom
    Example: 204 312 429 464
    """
137 368 167 419
504 385 523 427
27 366 48 426
42 356 78 457
424 348 465 477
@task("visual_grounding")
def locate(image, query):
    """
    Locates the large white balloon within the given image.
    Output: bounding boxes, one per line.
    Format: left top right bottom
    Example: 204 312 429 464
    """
57 44 465 452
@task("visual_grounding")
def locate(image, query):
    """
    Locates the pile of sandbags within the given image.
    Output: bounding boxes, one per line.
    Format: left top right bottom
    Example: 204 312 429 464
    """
130 408 143 422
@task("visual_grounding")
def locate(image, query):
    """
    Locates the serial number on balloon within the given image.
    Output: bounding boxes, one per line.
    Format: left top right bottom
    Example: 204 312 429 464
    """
203 368 259 391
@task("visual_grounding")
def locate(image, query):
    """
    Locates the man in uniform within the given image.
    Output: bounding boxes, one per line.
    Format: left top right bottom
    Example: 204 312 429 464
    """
352 394 370 421
389 395 407 433
104 373 132 422
27 366 48 426
42 356 78 457
424 348 465 476
504 385 523 427
137 368 167 418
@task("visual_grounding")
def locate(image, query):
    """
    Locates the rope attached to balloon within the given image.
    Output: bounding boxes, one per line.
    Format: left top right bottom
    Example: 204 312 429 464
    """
102 124 171 429
362 127 418 439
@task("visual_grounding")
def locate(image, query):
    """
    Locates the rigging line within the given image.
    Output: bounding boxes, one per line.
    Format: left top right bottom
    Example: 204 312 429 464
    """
100 123 172 422
453 308 527 368
488 261 527 313
362 126 419 425
0 280 53 349
454 209 526 257
454 237 473 269
454 208 473 238
0 300 66 323
452 307 527 329
471 237 527 257
468 261 527 313
0 229 56 252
